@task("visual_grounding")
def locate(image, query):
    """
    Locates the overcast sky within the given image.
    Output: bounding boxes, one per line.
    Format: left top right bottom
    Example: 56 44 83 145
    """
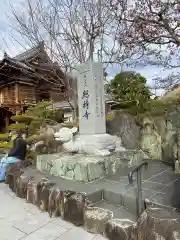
0 0 179 97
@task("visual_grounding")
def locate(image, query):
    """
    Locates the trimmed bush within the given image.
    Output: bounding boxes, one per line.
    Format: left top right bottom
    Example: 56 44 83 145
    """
0 141 13 149
8 123 27 131
11 114 34 123
52 109 64 123
28 119 44 134
43 109 64 123
0 133 9 141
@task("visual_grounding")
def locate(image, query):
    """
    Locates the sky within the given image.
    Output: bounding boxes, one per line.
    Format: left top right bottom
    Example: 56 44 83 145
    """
0 0 179 97
0 0 24 56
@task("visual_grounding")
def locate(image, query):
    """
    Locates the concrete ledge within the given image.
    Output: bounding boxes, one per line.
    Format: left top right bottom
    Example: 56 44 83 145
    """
36 150 146 182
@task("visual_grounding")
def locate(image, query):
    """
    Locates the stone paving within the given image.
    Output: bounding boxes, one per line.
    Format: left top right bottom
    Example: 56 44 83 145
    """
0 183 106 240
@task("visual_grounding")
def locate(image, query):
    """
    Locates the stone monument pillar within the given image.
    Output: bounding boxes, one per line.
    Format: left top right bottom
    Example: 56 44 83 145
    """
54 60 125 156
75 60 106 135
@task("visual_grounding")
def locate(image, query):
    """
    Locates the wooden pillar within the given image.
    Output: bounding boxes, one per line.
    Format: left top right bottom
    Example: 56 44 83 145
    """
5 117 9 131
15 84 19 104
0 91 3 105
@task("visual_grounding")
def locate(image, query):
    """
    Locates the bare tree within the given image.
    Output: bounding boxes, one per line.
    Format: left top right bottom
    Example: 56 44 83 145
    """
8 0 141 69
152 72 180 91
109 0 180 93
3 0 143 121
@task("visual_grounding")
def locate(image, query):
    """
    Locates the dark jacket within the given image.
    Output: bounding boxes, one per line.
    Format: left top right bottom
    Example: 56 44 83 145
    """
8 137 27 160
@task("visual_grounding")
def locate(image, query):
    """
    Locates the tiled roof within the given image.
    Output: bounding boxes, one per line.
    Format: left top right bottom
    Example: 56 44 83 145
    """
3 55 33 71
13 41 46 62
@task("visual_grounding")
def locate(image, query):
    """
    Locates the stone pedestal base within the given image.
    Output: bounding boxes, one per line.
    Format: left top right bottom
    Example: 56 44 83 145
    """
36 150 145 182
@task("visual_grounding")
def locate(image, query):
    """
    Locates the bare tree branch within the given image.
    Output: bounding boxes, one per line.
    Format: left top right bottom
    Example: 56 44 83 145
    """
0 0 143 121
152 72 180 91
7 0 141 68
109 0 179 68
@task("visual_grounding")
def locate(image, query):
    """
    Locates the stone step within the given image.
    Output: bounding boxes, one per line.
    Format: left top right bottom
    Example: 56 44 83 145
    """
27 161 180 218
88 175 172 215
100 160 180 215
22 167 103 203
91 200 136 222
102 184 141 216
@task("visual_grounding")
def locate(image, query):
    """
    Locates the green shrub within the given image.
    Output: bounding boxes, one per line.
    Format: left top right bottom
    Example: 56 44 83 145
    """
25 101 52 118
8 123 27 131
147 99 169 117
110 71 151 111
53 109 64 123
24 101 64 127
0 141 13 149
111 101 138 110
11 114 34 123
43 109 64 123
0 133 9 141
28 119 44 134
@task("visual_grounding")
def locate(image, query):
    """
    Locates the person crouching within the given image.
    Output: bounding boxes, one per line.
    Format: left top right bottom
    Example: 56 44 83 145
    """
0 132 27 182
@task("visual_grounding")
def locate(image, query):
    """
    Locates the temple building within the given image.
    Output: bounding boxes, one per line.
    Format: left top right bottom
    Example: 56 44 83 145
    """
0 42 66 131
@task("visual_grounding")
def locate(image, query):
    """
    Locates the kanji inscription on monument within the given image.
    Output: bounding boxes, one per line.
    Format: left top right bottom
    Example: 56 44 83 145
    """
76 60 106 135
